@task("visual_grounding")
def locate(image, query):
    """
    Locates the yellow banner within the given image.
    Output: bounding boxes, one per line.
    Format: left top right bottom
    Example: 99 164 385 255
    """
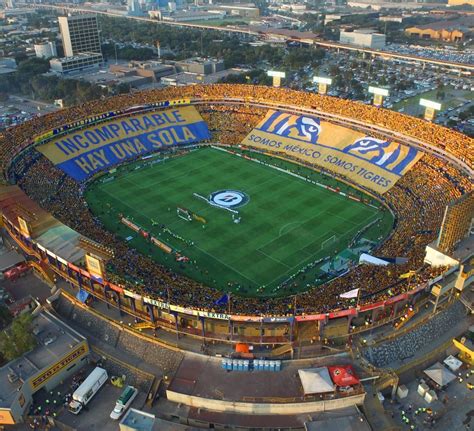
37 106 206 165
241 110 423 194
29 341 89 390
85 254 104 281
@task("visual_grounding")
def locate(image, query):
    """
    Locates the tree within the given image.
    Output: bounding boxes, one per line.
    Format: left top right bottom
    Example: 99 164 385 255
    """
0 313 36 361
16 57 50 76
0 306 12 329
436 85 446 100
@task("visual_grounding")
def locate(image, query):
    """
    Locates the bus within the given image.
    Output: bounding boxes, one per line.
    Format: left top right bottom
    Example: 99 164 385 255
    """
68 367 108 414
110 385 138 420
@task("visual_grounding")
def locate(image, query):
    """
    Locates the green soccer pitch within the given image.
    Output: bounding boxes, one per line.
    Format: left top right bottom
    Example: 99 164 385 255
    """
85 147 394 298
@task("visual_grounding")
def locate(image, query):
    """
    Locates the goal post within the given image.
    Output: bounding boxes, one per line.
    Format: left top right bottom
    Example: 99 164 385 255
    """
177 207 192 222
321 234 337 250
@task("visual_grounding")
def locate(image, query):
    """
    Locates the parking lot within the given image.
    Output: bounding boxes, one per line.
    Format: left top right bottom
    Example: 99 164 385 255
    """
392 87 473 117
30 363 147 431
0 96 59 130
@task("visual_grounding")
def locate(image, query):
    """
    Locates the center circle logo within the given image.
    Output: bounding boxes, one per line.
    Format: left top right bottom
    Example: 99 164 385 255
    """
210 190 248 208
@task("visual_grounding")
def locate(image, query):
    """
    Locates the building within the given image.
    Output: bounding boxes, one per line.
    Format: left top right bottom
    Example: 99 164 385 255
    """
0 312 89 425
163 10 226 22
34 41 57 59
339 29 386 49
405 18 472 41
347 0 430 10
215 4 260 18
49 53 103 74
120 409 155 431
437 192 474 254
176 57 224 75
127 0 144 16
58 14 102 58
0 57 17 75
378 15 404 23
109 60 175 81
448 0 474 5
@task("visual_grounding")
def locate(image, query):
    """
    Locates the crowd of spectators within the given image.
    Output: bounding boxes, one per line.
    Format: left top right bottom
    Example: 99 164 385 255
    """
365 300 466 368
4 84 473 316
2 84 472 171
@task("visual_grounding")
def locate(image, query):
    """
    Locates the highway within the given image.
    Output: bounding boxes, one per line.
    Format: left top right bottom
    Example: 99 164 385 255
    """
26 3 474 73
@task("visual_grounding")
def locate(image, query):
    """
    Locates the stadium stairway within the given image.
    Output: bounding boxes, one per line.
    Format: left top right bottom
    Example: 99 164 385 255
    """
270 343 293 358
460 293 473 314
145 377 162 407
132 321 155 330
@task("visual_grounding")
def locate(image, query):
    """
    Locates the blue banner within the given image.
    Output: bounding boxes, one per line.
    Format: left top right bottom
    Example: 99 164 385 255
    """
37 106 210 181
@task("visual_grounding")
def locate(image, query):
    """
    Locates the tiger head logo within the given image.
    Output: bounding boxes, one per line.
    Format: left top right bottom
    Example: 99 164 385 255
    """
342 137 397 168
275 116 321 144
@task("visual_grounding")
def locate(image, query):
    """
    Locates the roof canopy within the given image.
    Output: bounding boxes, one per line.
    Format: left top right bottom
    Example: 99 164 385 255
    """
298 367 334 395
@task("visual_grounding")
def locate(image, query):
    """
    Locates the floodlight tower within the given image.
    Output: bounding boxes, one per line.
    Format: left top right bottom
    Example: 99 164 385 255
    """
313 76 332 95
368 86 389 107
420 98 442 122
267 70 286 88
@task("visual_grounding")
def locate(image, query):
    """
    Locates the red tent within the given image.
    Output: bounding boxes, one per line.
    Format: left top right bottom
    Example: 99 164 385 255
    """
328 365 360 387
235 343 250 354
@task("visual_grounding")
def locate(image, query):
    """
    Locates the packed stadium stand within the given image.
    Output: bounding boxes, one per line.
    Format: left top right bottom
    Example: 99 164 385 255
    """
0 84 472 345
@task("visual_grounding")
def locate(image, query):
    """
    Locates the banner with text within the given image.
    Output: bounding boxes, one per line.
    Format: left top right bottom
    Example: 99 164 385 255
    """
37 106 210 181
241 110 423 194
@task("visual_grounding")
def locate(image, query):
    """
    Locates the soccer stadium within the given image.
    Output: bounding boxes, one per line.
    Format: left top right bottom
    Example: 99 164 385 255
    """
0 84 472 349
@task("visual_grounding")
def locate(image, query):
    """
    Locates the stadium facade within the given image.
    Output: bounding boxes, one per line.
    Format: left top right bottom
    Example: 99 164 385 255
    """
0 85 472 349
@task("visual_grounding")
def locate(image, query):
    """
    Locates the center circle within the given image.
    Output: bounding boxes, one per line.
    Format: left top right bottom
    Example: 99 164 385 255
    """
210 190 248 208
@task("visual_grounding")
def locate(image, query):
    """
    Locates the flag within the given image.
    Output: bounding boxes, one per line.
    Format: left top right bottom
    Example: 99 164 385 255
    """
214 293 229 306
340 288 359 299
399 270 416 279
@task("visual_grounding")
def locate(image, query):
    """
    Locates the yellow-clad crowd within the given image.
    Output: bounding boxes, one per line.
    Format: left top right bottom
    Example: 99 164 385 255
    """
4 84 473 315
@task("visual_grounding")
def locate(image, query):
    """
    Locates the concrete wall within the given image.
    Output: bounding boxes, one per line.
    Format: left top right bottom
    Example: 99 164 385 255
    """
166 390 365 415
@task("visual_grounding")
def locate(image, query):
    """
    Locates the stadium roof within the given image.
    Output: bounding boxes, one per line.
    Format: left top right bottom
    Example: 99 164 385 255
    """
0 186 85 264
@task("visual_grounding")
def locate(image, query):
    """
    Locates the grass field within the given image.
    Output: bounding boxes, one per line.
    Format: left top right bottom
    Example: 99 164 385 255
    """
85 147 394 298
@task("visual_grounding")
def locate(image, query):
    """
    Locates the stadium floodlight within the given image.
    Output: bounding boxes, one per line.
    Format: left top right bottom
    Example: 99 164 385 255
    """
313 76 332 95
267 70 286 88
368 86 389 107
419 99 442 110
419 98 442 122
368 86 389 97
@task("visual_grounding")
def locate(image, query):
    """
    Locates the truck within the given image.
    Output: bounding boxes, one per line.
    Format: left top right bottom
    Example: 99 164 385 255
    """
110 385 138 420
68 367 108 414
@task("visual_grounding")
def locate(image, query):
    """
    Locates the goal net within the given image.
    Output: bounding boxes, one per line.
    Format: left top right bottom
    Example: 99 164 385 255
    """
177 207 192 222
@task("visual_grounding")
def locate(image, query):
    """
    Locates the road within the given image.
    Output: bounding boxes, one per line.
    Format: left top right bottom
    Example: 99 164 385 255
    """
25 3 474 73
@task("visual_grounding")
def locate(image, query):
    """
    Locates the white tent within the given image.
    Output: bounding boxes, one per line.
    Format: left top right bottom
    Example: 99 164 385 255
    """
359 253 389 266
443 355 463 372
298 367 334 395
423 362 456 387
